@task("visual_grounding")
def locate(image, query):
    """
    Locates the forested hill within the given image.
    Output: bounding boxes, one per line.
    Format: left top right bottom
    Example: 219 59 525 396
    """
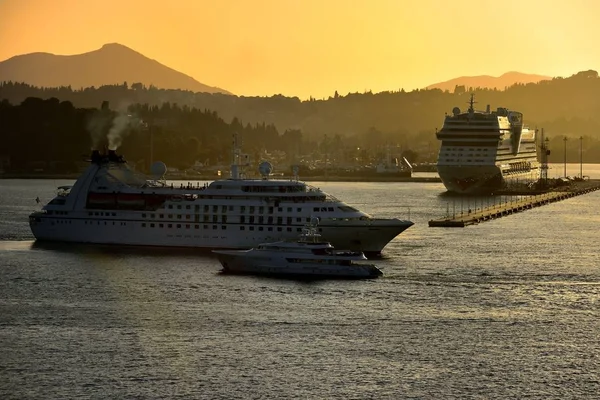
2 85 600 175
0 97 289 173
425 72 550 92
2 70 600 144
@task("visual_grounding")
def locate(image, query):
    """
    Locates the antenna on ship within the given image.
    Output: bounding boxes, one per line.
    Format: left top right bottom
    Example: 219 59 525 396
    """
467 93 477 113
231 132 241 180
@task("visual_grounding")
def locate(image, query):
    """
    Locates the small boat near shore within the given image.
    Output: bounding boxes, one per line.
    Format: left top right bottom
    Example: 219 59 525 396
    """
212 222 383 279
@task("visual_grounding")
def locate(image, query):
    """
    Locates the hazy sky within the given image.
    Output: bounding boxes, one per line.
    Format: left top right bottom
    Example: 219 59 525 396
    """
0 0 598 99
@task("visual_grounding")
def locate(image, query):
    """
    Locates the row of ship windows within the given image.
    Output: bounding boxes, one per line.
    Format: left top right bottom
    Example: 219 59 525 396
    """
84 221 129 226
45 220 316 233
141 222 307 233
240 216 310 224
444 148 490 152
139 215 312 224
47 210 72 216
87 212 118 217
144 215 313 224
442 159 488 163
38 220 129 226
142 207 336 218
161 205 336 214
82 206 338 219
49 216 315 225
441 153 488 157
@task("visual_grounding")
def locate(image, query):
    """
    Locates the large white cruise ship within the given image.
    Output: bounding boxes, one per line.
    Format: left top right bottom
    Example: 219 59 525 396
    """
435 95 540 194
29 137 413 255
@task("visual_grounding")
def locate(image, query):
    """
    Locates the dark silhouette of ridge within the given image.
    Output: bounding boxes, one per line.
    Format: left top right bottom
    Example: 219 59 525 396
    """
0 43 231 94
426 71 551 92
2 70 600 170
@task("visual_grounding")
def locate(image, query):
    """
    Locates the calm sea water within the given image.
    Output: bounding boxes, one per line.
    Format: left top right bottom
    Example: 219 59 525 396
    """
1 164 599 399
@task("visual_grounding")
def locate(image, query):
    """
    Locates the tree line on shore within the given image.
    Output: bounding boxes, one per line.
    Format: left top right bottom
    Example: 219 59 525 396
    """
0 97 420 174
2 69 600 174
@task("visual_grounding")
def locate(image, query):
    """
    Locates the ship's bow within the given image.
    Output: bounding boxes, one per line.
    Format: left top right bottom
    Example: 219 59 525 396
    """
321 218 414 255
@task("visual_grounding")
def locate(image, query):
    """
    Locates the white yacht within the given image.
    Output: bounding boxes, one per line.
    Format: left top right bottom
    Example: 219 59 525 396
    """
29 135 413 255
212 222 383 279
436 94 540 194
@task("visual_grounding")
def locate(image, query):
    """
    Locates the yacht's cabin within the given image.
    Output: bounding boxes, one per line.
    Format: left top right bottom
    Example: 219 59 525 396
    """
255 241 366 261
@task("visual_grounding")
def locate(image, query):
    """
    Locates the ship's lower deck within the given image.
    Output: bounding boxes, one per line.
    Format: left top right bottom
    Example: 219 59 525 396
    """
29 214 412 255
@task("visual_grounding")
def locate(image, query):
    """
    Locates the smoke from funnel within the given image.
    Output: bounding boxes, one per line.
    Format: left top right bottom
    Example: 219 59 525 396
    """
107 113 134 150
87 113 111 150
88 100 139 151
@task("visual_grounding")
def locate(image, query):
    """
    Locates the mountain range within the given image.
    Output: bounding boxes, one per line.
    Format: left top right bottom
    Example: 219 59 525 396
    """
426 72 551 92
0 43 231 95
1 43 552 95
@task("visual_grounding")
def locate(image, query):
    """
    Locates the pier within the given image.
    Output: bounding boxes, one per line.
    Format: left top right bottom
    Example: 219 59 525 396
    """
429 179 600 227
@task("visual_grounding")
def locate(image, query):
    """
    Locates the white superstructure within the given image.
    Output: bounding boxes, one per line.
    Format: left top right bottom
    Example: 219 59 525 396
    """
29 137 413 255
213 222 383 278
436 95 540 194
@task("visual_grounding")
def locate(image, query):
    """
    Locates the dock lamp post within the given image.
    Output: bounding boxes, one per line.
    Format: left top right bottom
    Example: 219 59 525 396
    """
563 136 568 177
579 136 583 179
542 136 550 185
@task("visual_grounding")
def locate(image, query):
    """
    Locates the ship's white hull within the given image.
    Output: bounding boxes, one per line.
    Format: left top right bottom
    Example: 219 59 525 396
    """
437 164 540 194
214 251 382 279
435 97 541 195
29 215 411 255
29 148 414 256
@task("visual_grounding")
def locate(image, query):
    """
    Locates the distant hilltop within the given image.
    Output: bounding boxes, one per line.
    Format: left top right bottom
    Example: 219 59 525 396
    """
426 71 551 92
0 43 232 95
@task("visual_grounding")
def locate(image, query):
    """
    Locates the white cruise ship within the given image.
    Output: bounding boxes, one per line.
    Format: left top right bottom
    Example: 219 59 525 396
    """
29 138 413 256
435 95 540 194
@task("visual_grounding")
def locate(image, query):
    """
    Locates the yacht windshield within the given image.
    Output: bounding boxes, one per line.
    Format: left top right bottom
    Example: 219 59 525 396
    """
57 186 72 196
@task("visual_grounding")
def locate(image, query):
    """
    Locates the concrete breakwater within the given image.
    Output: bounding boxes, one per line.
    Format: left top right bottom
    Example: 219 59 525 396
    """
429 179 600 227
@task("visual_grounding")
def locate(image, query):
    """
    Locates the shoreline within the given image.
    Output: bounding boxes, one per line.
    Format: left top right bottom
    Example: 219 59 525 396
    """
0 173 442 183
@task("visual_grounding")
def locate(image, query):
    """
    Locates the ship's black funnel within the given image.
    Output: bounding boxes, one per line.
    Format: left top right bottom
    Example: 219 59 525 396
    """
107 149 125 163
91 150 101 164
108 149 117 161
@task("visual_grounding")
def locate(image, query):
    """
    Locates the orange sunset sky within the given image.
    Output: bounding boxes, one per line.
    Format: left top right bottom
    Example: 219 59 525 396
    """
0 0 598 99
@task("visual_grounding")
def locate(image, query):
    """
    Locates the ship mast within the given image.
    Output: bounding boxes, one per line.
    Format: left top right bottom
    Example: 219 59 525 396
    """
230 132 241 180
467 93 477 113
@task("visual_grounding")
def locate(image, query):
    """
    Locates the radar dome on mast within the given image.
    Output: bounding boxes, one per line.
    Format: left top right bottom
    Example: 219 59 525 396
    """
150 161 167 179
258 161 273 179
